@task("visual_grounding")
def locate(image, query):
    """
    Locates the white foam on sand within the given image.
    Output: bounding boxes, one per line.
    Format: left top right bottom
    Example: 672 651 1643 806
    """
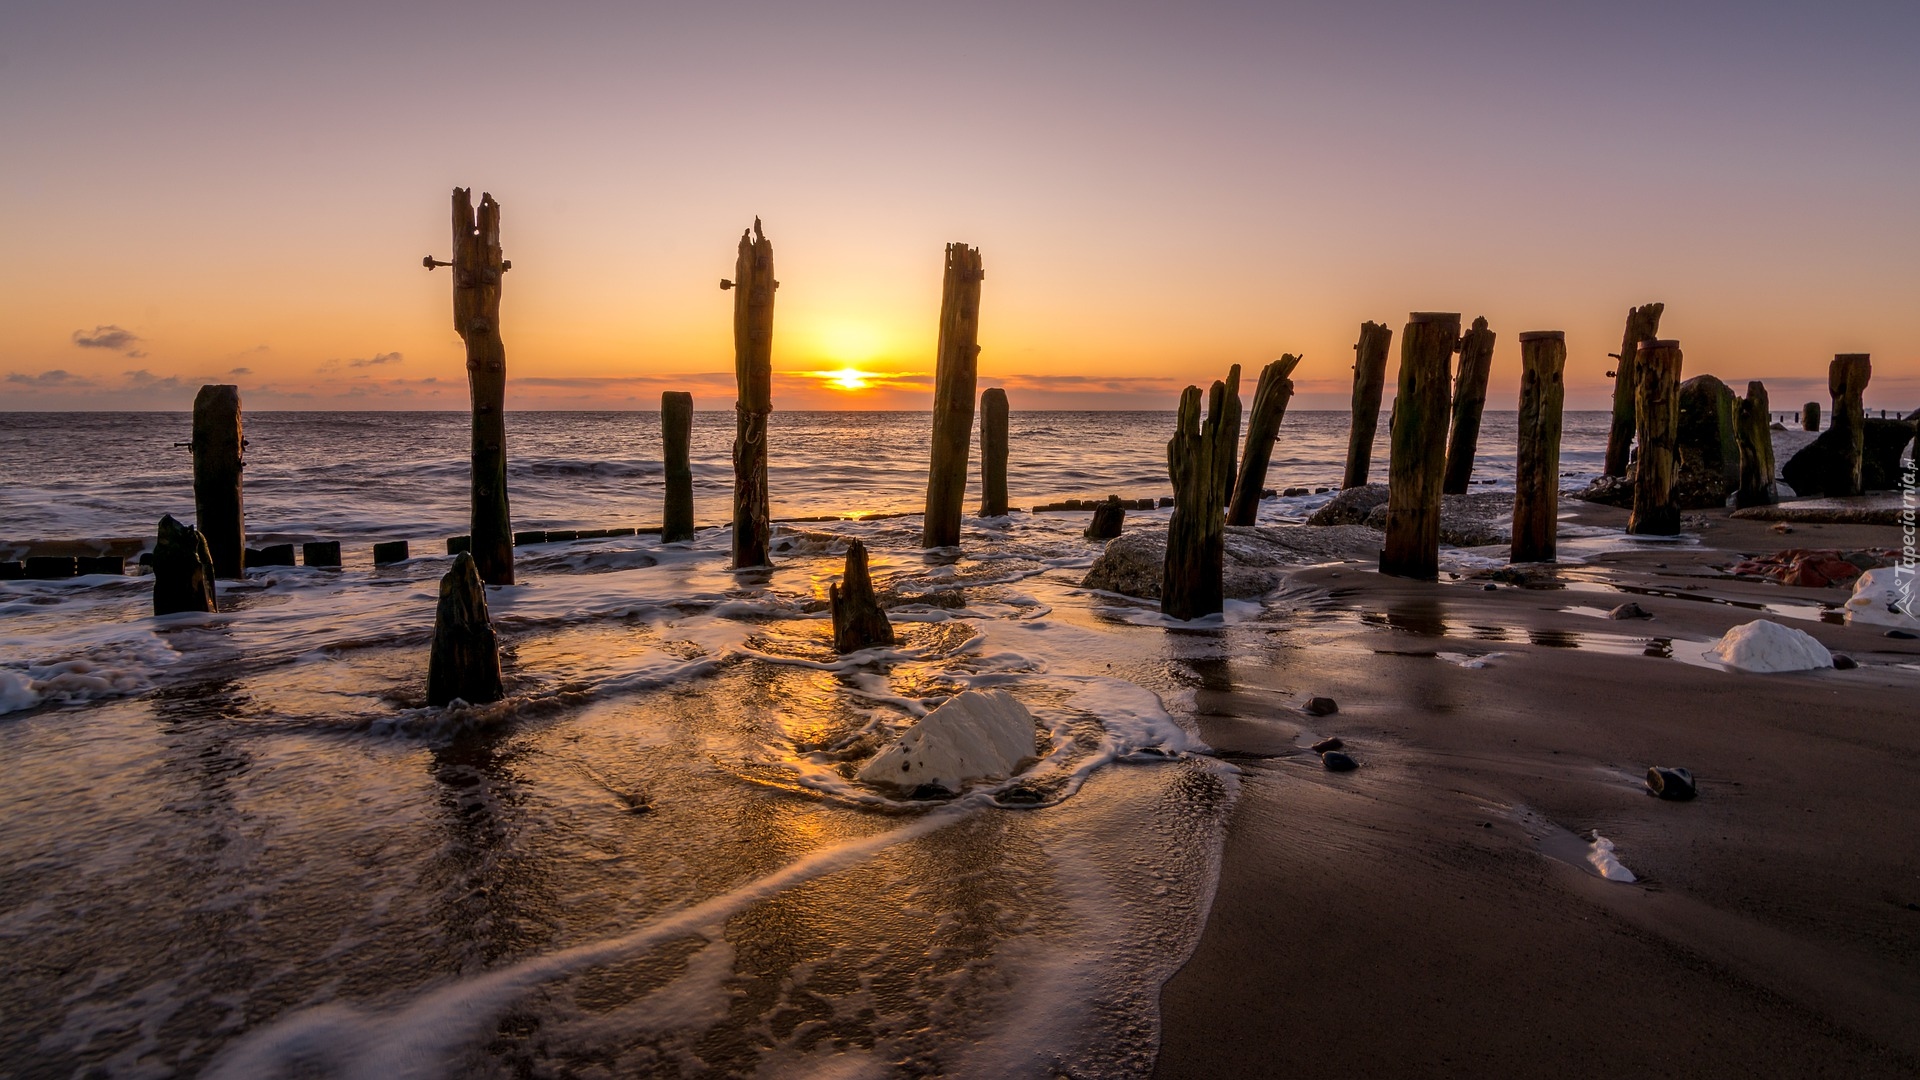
1707 619 1834 673
1586 834 1637 882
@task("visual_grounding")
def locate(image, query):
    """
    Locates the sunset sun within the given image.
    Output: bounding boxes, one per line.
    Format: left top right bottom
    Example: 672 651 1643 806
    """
826 366 870 392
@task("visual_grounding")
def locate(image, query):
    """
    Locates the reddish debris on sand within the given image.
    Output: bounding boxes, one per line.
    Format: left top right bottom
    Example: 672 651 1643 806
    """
1725 548 1897 588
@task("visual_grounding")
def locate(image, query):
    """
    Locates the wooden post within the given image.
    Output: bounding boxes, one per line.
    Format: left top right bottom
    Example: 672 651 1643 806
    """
1510 332 1566 563
1442 317 1497 494
1628 340 1684 535
923 243 985 548
662 391 695 543
152 514 216 616
1829 354 1872 496
830 539 894 652
427 551 503 707
1802 402 1820 431
1228 354 1300 526
1735 380 1778 509
443 188 514 586
1603 302 1665 477
725 219 776 568
1343 322 1392 488
978 387 1009 516
191 384 244 579
1085 495 1126 539
1380 313 1459 580
1162 368 1240 620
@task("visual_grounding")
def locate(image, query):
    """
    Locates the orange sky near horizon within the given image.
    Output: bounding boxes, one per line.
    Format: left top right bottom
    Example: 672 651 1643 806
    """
3 2 1916 414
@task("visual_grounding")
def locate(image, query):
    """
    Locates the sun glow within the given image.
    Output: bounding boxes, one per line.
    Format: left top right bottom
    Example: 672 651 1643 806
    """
824 367 870 391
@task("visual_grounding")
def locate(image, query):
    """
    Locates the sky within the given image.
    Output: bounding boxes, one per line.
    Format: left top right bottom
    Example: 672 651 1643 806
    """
2 0 1917 412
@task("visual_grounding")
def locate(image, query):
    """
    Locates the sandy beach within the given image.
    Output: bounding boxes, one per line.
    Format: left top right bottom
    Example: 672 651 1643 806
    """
1156 504 1920 1077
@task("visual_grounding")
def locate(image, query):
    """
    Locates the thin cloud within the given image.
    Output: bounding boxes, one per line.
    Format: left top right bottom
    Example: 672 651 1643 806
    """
5 369 96 387
347 351 404 368
71 325 145 357
122 369 185 392
229 366 253 375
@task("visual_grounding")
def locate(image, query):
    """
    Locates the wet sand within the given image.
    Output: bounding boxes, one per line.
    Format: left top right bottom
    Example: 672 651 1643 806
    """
1156 504 1920 1077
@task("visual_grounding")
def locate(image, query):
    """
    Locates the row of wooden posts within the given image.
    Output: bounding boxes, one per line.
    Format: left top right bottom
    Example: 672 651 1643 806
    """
147 192 1887 705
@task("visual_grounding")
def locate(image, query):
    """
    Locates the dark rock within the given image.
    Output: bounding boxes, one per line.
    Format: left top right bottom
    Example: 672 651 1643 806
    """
513 530 547 546
1304 696 1339 716
152 514 216 616
1085 496 1126 540
76 556 125 576
303 541 342 567
372 540 410 565
1646 766 1698 801
1572 474 1634 508
1887 629 1917 640
426 551 503 707
1310 736 1344 753
1482 582 1497 591
1308 483 1390 526
1321 751 1359 772
830 539 894 652
0 561 22 580
24 556 77 579
1783 417 1917 496
1832 654 1858 670
1672 375 1740 509
1608 602 1652 620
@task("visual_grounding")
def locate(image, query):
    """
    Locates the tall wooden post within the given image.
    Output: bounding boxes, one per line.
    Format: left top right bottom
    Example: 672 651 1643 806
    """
1829 354 1871 496
1510 332 1565 563
1228 355 1300 526
1343 323 1392 489
1735 380 1777 509
1802 402 1820 431
1381 313 1459 580
1628 340 1683 535
1163 368 1240 620
1442 317 1496 494
922 243 985 548
447 188 514 586
662 391 695 542
725 219 776 568
191 384 244 579
979 387 1009 516
1604 302 1665 477
427 552 503 707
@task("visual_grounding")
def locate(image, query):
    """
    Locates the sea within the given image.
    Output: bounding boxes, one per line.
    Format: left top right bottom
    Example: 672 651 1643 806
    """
0 409 1611 1079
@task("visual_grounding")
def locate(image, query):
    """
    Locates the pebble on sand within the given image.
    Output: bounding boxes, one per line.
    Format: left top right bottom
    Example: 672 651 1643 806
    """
1608 602 1652 620
1321 751 1359 772
1646 766 1698 801
1310 737 1344 753
1304 696 1339 716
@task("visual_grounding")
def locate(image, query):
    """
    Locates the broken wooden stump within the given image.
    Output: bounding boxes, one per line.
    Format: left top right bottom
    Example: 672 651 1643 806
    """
77 556 125 576
1735 381 1778 509
1629 340 1684 535
447 535 472 555
1162 369 1240 619
1511 331 1566 563
1228 355 1300 526
1085 495 1126 539
979 387 1009 516
1443 317 1496 495
1381 313 1459 580
1802 402 1820 431
662 391 695 543
303 541 342 567
152 514 216 616
726 220 776 568
1604 302 1665 477
25 556 77 579
426 551 503 707
1829 354 1871 497
191 384 245 579
1343 321 1393 489
444 188 515 585
830 539 894 653
247 543 295 567
923 243 985 548
373 541 409 565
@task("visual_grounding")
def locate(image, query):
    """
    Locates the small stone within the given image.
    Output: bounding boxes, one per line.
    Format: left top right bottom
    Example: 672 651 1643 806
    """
1772 522 1794 534
1482 583 1497 591
1310 737 1343 753
1646 766 1698 801
1304 696 1339 716
1832 654 1858 670
1608 602 1653 620
1321 751 1359 772
1887 629 1918 640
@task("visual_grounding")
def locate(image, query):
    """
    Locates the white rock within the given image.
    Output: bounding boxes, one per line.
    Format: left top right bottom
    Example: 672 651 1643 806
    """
1844 567 1920 629
857 689 1037 794
1707 619 1833 673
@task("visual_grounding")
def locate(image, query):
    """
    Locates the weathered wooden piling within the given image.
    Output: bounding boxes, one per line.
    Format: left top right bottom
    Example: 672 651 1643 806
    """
1735 381 1778 509
1802 402 1820 431
1162 369 1240 620
25 556 77 579
830 539 893 653
725 220 776 568
373 541 409 565
1228 355 1300 526
152 514 216 616
1381 313 1459 580
1628 340 1684 535
661 391 695 543
979 387 1009 516
1510 332 1566 563
303 541 342 567
191 384 245 579
923 243 985 548
443 188 514 586
1829 354 1872 496
426 551 503 707
1443 318 1497 495
1343 322 1393 489
1604 303 1665 477
1085 495 1126 539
